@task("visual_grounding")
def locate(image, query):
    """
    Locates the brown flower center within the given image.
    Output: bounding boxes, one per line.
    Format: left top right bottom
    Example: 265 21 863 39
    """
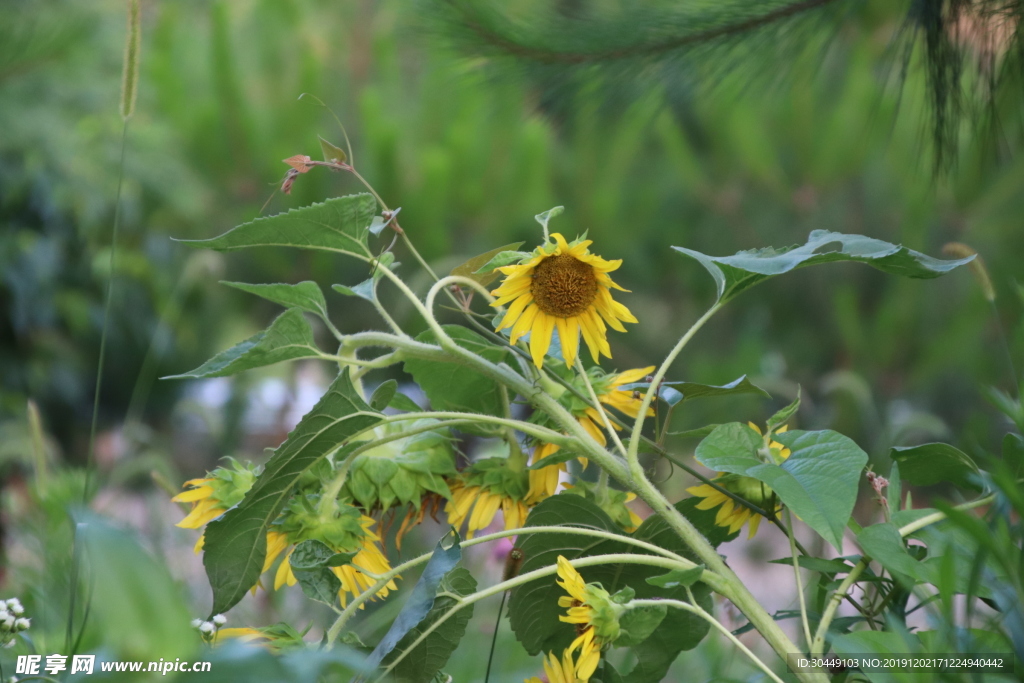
530 254 598 318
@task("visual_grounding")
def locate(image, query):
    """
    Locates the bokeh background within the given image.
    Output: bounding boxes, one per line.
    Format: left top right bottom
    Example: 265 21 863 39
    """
2 0 1022 680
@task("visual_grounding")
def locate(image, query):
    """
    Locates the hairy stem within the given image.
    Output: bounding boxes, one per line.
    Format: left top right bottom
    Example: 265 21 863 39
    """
630 596 787 683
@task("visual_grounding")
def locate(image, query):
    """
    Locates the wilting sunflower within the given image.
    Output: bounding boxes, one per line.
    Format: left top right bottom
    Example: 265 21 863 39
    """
173 458 258 552
685 422 791 537
491 233 637 368
266 495 397 607
525 649 580 683
526 366 655 503
446 456 531 539
556 556 623 682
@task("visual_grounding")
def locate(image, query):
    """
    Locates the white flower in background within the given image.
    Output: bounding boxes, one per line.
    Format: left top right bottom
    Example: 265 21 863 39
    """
198 622 215 635
14 619 30 632
211 614 227 626
190 618 203 629
5 600 23 616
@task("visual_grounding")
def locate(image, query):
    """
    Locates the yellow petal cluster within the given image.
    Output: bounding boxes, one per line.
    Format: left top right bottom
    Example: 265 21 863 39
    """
492 234 637 368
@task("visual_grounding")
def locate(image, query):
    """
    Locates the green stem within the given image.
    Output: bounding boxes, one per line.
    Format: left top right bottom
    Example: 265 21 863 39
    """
83 119 130 503
786 508 813 650
625 303 721 478
630 597 787 683
575 357 627 457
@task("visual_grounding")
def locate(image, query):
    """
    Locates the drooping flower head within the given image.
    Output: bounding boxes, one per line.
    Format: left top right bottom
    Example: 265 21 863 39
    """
445 456 531 539
267 495 397 607
524 648 581 683
491 233 637 368
173 458 258 551
555 556 623 682
685 422 791 537
342 419 456 548
526 366 655 503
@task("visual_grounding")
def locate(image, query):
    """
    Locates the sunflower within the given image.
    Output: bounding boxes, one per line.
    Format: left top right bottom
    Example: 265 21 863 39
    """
525 649 580 683
561 481 643 532
555 556 622 682
491 233 637 368
173 458 258 552
445 456 531 539
685 422 791 537
526 366 655 503
266 495 398 608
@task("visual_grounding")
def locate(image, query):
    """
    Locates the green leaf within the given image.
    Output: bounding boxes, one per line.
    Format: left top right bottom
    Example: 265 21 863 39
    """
887 462 902 513
674 230 975 303
535 205 564 232
1004 433 1024 478
403 326 512 436
668 424 721 439
202 370 382 614
889 443 982 491
319 135 347 164
332 252 396 301
164 308 321 379
385 568 476 683
388 392 423 413
450 241 524 287
645 566 704 588
766 390 801 432
475 249 532 275
693 422 762 472
616 604 667 647
768 557 855 574
507 495 713 683
223 280 330 322
293 563 342 605
370 380 398 412
366 533 465 680
178 193 377 257
289 539 336 570
695 426 869 550
856 522 924 586
621 375 770 407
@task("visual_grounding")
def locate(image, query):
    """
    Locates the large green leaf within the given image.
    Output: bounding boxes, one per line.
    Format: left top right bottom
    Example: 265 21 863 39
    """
364 533 463 678
695 425 868 550
164 308 321 379
178 193 377 257
223 280 331 322
403 325 512 436
382 568 477 683
507 495 713 683
674 230 974 303
202 370 382 614
889 443 982 491
450 241 524 287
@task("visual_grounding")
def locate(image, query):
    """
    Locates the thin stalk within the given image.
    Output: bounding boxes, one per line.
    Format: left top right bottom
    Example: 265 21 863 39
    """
630 596 787 683
626 303 722 478
83 120 130 503
575 357 627 457
786 508 813 650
